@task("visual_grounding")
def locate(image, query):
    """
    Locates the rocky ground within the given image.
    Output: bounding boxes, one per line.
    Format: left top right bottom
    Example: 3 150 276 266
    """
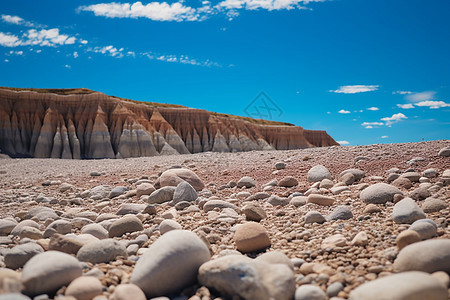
0 140 449 300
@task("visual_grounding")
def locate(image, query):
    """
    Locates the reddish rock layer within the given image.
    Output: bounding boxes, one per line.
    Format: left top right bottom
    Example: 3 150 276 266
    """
0 88 338 158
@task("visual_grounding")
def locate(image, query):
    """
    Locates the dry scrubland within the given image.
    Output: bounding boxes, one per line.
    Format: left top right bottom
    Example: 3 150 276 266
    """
0 140 449 300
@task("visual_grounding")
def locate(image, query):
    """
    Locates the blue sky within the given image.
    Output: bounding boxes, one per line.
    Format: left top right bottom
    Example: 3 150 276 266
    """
1 0 449 145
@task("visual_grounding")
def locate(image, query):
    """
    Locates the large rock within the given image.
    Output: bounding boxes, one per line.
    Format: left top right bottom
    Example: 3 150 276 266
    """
159 168 204 191
21 251 82 296
349 271 447 300
422 198 447 213
394 239 450 273
203 200 238 212
77 239 127 263
4 243 44 269
48 233 84 255
198 255 295 300
340 168 365 181
146 186 176 204
0 219 17 235
438 147 450 157
81 223 108 239
325 205 353 221
360 183 402 204
112 284 146 300
130 230 210 297
171 181 198 205
243 203 267 222
392 198 426 224
233 222 271 253
237 176 256 188
278 176 298 187
307 165 332 183
108 215 144 238
136 183 156 198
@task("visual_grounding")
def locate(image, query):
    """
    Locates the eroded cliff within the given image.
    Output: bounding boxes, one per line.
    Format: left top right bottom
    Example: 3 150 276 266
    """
0 87 338 159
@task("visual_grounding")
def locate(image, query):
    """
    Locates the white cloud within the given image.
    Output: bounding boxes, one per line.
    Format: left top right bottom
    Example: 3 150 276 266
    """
381 113 407 126
4 59 9 62
80 40 88 44
79 2 199 21
142 51 221 67
0 32 21 47
397 103 414 109
337 140 349 145
415 100 450 109
73 51 78 58
1 15 23 25
64 64 71 69
393 90 412 95
361 121 383 129
406 91 436 102
381 135 388 138
338 109 350 114
0 28 77 47
330 85 379 94
92 45 124 57
367 107 379 111
79 0 325 21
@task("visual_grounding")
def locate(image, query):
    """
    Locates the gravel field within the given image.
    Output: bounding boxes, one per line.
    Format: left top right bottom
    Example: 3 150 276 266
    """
0 140 449 300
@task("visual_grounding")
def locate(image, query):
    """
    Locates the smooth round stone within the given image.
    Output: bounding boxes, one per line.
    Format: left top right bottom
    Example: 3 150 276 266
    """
10 220 40 236
275 162 286 170
304 211 325 224
290 196 307 207
108 216 143 238
295 284 327 300
116 204 146 215
77 239 127 263
237 176 256 188
0 219 17 235
46 220 72 235
65 276 103 300
422 198 447 213
136 183 156 198
109 186 128 198
48 233 84 255
307 165 332 183
330 186 350 195
243 203 267 222
327 282 344 297
319 179 334 189
112 284 146 300
396 230 421 250
198 255 295 300
21 251 82 296
81 224 108 240
339 172 355 185
159 168 205 191
267 195 290 206
278 176 298 187
233 222 271 253
360 183 402 204
409 221 437 240
146 186 176 204
325 205 353 221
321 234 347 249
394 239 450 273
400 172 421 182
159 219 182 235
349 271 447 300
363 204 382 214
423 168 438 178
392 198 426 224
17 226 43 240
130 230 210 297
255 251 294 270
340 168 365 181
4 243 44 269
307 194 334 206
392 177 413 189
203 200 238 212
171 181 198 205
350 231 369 246
438 147 450 157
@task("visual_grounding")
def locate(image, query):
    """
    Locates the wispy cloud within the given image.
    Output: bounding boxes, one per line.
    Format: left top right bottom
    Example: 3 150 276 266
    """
361 121 384 129
337 140 349 145
405 91 436 102
1 14 42 28
381 135 388 138
78 0 326 22
392 90 412 95
0 29 77 47
338 109 350 114
415 100 450 109
367 107 379 111
381 113 407 126
330 85 379 94
397 103 414 109
142 51 221 67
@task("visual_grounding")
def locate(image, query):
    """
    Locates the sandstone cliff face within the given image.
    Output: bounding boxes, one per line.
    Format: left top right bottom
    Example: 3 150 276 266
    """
0 88 338 159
